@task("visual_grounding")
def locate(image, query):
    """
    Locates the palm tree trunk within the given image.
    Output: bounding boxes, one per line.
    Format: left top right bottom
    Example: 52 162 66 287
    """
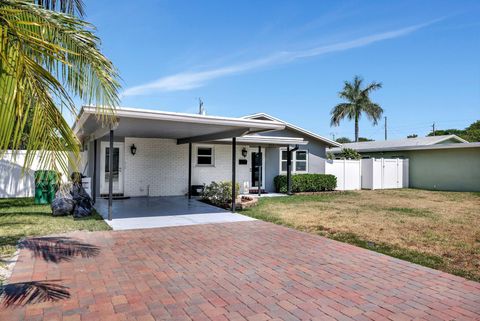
355 114 359 142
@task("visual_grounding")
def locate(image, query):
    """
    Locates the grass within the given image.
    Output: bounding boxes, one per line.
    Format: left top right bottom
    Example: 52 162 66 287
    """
0 198 111 265
240 189 480 282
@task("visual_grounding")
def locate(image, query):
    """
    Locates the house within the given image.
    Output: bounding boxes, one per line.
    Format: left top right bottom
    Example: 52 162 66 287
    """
330 135 480 192
74 106 339 215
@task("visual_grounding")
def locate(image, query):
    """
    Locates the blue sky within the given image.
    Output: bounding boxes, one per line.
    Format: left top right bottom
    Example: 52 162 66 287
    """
85 0 479 140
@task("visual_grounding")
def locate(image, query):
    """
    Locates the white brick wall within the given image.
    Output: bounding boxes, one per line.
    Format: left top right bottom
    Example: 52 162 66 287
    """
124 138 188 196
123 138 251 196
192 144 250 193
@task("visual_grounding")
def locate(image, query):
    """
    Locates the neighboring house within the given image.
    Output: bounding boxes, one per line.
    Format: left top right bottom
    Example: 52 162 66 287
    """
75 106 340 200
330 135 480 192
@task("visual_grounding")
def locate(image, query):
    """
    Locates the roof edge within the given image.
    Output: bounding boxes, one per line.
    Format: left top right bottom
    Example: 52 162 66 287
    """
330 142 480 153
243 113 341 147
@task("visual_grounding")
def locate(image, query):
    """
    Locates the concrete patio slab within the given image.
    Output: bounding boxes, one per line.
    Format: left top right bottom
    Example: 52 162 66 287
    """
94 196 255 230
3 221 480 321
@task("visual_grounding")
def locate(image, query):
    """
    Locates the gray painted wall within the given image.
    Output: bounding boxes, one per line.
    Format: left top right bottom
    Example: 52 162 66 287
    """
358 148 480 192
259 128 329 192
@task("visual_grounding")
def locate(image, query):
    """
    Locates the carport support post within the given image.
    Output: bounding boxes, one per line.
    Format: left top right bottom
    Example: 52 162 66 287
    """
188 142 192 199
92 139 97 204
258 146 261 197
287 145 292 195
231 137 236 212
108 129 114 221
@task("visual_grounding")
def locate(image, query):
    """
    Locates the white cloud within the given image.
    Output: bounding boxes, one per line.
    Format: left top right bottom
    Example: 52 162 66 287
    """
122 21 436 97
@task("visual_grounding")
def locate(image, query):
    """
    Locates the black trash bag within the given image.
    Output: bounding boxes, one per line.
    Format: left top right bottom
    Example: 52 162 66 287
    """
51 197 75 216
70 183 93 218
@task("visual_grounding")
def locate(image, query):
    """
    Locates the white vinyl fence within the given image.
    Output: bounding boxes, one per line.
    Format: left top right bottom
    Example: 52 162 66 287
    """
0 150 84 198
323 159 362 190
322 158 409 191
361 158 409 190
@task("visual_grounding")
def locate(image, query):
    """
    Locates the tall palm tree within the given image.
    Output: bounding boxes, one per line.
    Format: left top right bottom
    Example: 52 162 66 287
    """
0 0 120 173
330 76 383 142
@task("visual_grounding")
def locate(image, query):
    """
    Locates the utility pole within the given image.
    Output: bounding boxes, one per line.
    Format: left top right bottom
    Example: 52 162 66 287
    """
432 122 436 136
198 98 205 115
330 132 336 141
384 116 387 141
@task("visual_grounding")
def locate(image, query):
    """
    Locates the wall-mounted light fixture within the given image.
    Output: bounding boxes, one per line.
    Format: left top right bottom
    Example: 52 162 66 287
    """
241 147 248 158
130 144 137 156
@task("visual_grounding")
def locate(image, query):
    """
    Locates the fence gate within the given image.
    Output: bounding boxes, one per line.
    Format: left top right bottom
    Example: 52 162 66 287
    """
361 158 409 190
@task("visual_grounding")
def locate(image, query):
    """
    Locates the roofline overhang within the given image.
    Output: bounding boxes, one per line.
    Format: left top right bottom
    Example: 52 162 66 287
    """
330 142 480 153
214 135 308 146
242 112 341 147
74 106 286 141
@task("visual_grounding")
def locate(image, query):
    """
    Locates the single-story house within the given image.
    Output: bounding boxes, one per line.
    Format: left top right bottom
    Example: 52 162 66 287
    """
74 106 340 215
330 135 480 192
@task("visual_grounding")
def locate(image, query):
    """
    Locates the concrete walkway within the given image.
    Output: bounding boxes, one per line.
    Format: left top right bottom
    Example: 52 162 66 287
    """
94 196 255 230
3 221 480 320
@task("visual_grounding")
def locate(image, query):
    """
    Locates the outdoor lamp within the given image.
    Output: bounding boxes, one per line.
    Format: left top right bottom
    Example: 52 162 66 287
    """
130 144 137 156
241 147 248 157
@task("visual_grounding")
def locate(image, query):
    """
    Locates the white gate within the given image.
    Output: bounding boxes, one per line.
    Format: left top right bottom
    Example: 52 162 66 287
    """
361 158 409 190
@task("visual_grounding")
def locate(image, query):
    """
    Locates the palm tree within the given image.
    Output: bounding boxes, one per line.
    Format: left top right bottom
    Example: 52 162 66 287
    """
330 76 383 142
0 0 120 173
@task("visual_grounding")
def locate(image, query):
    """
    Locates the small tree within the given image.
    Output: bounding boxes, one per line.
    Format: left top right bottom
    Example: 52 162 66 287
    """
358 137 374 142
340 148 361 160
335 137 352 144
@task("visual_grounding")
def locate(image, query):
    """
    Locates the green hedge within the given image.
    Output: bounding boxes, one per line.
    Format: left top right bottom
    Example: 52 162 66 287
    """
274 174 337 193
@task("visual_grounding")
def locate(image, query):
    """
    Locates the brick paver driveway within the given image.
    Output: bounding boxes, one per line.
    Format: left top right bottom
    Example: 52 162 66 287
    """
2 221 480 321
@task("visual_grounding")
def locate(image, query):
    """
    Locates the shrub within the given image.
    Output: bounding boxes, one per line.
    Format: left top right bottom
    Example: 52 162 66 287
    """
340 148 361 160
274 174 336 193
202 181 240 208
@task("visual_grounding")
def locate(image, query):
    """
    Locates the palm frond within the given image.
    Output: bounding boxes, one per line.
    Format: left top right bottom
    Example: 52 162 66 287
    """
35 0 85 17
0 0 120 174
330 103 354 126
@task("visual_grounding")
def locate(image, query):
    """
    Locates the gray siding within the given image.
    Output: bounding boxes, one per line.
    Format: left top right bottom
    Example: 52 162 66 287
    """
259 128 329 192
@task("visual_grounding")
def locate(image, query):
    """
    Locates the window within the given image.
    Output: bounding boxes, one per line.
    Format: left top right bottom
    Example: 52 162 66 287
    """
279 149 308 173
280 150 288 171
197 147 214 166
295 151 307 172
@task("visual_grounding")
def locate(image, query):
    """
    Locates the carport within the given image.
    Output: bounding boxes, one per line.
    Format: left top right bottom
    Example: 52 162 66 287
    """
73 106 285 221
94 196 255 230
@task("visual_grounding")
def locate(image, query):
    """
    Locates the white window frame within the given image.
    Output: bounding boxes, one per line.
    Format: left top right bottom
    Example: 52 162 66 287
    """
279 148 309 173
196 145 215 166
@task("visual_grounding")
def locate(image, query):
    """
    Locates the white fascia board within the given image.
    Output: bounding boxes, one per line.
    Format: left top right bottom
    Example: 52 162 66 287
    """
429 135 469 144
216 135 308 145
243 112 341 147
330 142 480 153
81 106 285 131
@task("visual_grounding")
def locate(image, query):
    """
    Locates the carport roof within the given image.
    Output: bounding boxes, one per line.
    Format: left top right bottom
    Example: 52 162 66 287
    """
74 106 285 143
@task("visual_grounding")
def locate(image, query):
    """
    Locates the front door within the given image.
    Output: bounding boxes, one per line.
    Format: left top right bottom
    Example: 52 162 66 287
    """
249 148 265 190
100 142 124 195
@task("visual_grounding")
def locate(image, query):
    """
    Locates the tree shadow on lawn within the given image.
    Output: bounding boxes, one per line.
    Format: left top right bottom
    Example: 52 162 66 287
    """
0 198 35 209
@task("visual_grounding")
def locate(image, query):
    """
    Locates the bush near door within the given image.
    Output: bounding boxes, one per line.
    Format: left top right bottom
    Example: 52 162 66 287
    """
202 181 240 208
274 174 337 193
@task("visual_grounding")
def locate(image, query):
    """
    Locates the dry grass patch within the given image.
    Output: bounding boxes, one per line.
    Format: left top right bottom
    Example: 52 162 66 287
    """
241 189 480 281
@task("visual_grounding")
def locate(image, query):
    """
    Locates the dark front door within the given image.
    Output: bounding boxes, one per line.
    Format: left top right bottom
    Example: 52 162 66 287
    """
251 152 262 188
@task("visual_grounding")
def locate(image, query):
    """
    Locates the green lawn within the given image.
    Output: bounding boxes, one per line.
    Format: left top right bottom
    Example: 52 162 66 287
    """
239 189 480 282
0 198 110 264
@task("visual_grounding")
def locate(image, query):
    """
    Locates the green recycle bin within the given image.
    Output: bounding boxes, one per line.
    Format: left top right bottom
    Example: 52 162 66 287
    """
34 170 58 205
